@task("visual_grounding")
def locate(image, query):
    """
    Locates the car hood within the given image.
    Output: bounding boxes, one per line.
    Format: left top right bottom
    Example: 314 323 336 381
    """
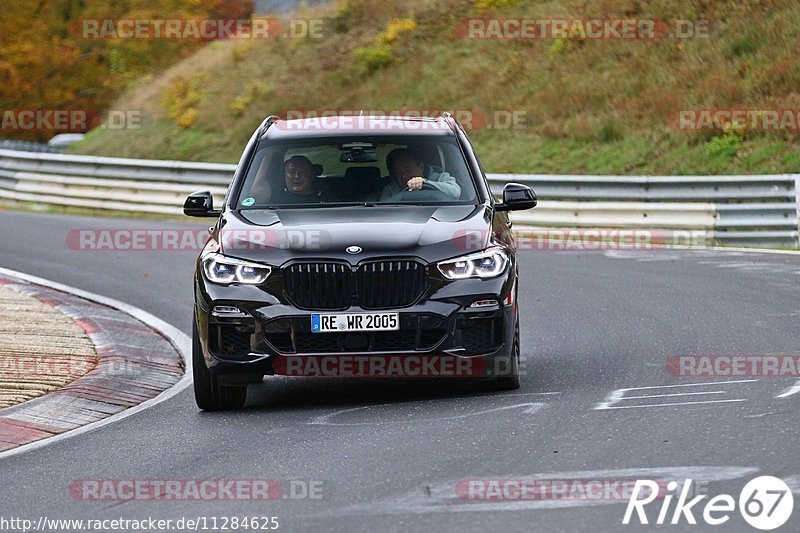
215 205 493 265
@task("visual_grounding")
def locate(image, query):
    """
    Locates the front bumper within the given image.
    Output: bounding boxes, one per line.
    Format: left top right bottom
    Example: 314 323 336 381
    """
194 268 516 381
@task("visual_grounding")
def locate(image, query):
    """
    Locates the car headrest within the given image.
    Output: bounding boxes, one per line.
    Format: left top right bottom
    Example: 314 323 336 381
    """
406 144 442 168
344 166 381 181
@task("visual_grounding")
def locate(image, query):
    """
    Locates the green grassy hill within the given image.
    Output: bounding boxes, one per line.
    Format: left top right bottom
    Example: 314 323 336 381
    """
72 0 800 175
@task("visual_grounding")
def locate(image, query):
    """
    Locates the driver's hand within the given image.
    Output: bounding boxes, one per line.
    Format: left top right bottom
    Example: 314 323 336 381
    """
406 177 425 190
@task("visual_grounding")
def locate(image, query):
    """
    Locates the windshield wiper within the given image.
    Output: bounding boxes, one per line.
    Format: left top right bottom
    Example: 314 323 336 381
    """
267 202 361 209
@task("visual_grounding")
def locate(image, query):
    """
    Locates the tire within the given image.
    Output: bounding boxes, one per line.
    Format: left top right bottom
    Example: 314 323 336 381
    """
472 316 521 392
193 314 247 411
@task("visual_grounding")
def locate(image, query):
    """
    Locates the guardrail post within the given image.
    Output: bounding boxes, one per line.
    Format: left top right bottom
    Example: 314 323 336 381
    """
796 175 800 248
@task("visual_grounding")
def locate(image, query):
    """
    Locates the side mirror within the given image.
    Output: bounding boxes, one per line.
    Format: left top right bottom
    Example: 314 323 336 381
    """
495 183 537 211
184 191 221 217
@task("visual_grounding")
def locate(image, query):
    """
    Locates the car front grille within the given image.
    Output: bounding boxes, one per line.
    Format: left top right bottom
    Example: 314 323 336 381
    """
357 260 426 308
284 263 353 309
283 260 427 310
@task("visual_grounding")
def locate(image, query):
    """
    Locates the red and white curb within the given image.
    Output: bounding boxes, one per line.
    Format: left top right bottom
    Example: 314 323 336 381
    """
0 267 191 459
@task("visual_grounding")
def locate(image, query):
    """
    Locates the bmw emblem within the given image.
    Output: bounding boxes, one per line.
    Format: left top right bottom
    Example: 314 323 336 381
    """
346 245 362 255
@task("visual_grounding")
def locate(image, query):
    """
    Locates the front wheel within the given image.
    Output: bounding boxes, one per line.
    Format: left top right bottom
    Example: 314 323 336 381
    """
193 314 247 411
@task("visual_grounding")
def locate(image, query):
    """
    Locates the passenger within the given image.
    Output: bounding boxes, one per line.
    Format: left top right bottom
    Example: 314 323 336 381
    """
379 148 460 201
272 155 324 204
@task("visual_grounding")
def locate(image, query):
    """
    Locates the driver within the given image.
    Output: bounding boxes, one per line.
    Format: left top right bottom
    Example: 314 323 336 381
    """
379 148 460 201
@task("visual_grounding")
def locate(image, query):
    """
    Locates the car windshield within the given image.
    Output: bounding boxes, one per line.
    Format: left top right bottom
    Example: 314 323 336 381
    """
235 136 479 209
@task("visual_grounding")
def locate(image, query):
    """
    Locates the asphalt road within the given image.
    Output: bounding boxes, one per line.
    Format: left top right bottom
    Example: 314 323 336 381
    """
0 209 798 532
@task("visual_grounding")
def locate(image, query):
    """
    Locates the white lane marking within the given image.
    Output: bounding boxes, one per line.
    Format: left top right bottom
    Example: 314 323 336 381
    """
594 380 757 410
325 466 760 516
309 395 558 426
716 263 760 268
785 476 800 496
666 245 800 256
598 399 746 410
595 389 624 410
632 256 682 262
776 380 800 399
0 266 191 460
738 267 788 274
622 390 727 400
310 403 545 426
470 391 561 398
610 379 757 391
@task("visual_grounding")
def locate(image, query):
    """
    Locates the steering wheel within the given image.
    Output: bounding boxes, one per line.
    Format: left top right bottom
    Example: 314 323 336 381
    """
389 181 445 202
415 180 438 191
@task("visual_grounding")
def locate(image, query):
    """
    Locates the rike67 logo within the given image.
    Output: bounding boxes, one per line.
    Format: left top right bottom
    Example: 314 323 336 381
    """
624 476 794 530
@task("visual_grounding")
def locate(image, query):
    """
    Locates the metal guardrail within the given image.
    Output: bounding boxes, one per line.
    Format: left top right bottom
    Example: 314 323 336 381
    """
491 174 800 248
0 149 232 215
0 140 63 154
0 149 798 248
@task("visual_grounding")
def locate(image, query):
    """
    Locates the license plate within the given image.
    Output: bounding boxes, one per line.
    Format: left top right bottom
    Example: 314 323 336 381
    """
311 312 399 333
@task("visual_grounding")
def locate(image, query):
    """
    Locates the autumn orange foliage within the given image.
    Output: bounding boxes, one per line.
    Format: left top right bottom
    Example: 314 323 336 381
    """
0 0 253 140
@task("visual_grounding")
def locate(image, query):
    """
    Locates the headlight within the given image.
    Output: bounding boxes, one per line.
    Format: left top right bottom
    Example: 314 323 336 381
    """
202 253 271 285
437 248 508 279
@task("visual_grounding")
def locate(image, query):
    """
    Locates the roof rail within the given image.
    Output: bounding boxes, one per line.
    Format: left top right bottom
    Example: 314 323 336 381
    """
257 115 280 138
441 111 459 134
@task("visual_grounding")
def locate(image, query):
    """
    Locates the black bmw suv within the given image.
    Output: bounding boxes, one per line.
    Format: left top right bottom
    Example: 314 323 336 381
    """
185 113 536 410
